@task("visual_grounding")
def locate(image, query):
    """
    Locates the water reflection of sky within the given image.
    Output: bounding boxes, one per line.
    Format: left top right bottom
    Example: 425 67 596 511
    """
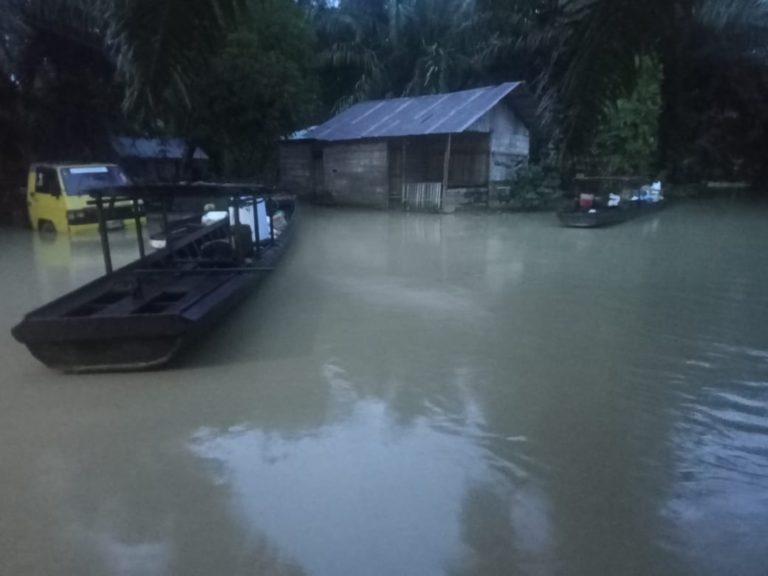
7 204 768 576
663 345 768 576
189 363 554 576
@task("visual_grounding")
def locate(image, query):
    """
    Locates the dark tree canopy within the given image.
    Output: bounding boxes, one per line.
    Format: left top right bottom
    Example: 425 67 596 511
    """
1 0 767 188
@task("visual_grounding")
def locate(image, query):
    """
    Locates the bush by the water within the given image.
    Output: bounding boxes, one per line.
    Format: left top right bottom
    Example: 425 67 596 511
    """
498 163 563 210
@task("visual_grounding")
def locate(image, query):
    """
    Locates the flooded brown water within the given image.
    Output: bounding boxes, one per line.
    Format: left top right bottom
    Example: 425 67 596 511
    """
1 202 767 575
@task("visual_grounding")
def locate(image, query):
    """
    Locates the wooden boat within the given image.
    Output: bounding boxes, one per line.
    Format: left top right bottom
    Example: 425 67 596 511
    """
143 184 252 248
12 184 296 372
557 200 665 228
557 176 665 228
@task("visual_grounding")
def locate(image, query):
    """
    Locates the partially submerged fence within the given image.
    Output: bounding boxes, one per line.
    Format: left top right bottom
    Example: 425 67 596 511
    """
403 182 442 211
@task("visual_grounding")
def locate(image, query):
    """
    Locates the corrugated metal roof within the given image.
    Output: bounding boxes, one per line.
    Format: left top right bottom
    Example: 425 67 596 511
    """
298 82 532 142
111 137 209 160
286 126 318 140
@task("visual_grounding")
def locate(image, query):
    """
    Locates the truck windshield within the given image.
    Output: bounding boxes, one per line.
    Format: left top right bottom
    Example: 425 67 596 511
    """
60 166 130 196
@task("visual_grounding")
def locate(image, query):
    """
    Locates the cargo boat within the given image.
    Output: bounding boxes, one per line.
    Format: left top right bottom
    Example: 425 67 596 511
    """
557 199 665 228
557 176 665 228
12 184 296 372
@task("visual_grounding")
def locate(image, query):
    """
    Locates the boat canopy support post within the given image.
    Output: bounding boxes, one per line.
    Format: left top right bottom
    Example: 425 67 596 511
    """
269 197 275 245
95 190 113 275
161 196 175 263
251 194 261 259
441 134 452 212
133 198 145 259
233 196 242 226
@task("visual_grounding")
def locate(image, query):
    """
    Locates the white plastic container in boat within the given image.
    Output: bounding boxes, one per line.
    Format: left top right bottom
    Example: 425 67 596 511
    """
227 198 270 242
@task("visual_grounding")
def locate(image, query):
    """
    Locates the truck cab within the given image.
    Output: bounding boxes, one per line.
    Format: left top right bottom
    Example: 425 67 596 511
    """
27 163 135 234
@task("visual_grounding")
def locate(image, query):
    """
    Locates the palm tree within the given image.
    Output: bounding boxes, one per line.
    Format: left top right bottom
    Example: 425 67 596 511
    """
107 0 246 119
472 0 559 85
0 0 115 160
0 0 245 178
533 0 768 179
397 0 477 95
314 0 391 109
316 0 481 110
2 0 245 120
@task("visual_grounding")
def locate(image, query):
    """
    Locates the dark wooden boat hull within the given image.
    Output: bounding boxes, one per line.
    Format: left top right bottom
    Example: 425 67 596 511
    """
25 335 184 372
557 200 665 228
13 198 297 372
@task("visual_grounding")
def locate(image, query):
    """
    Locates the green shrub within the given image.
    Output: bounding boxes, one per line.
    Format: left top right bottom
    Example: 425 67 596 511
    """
498 163 563 210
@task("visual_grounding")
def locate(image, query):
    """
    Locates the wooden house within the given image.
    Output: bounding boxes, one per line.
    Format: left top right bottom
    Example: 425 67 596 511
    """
279 82 536 211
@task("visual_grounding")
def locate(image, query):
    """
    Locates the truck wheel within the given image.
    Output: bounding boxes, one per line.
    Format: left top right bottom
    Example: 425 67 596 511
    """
38 220 57 236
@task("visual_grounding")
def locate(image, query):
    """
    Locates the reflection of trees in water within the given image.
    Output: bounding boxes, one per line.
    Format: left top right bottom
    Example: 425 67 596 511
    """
451 487 521 576
31 228 150 303
449 483 555 576
172 208 693 574
58 434 304 575
298 209 690 573
176 207 767 574
11 207 764 574
464 283 682 574
2 363 314 575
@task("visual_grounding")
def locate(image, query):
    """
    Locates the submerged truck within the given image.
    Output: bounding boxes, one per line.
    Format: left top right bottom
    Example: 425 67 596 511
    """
26 163 136 233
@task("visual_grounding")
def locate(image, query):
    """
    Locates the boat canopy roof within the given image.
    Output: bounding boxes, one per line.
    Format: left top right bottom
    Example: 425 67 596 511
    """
87 182 275 201
573 176 645 182
87 182 282 276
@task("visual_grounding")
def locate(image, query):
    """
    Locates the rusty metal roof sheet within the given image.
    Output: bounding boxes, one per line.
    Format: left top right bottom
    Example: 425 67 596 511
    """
297 82 534 142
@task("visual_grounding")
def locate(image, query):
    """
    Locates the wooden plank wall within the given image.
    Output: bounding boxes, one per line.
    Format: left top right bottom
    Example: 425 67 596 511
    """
488 103 530 182
394 134 488 188
323 141 389 208
388 142 405 207
448 134 489 187
389 134 491 211
279 143 315 198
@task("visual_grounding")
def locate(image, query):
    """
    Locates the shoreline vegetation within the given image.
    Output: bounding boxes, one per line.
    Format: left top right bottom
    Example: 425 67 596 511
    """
1 0 767 214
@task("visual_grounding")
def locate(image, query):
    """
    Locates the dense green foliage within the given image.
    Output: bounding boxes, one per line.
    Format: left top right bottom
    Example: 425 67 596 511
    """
575 59 662 179
1 0 768 194
537 0 768 183
313 0 480 111
0 0 308 181
193 0 317 176
499 161 562 210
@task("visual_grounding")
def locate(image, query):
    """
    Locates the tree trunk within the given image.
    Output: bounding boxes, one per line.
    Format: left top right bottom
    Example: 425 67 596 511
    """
658 0 693 184
388 0 399 47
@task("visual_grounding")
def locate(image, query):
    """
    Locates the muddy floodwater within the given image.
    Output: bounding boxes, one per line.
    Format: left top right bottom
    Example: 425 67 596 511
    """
1 202 768 575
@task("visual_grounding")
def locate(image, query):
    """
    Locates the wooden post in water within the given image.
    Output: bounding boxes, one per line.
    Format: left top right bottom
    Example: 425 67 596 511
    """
441 134 452 212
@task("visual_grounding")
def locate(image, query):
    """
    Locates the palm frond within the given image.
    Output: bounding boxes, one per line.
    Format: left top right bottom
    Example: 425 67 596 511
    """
536 0 665 154
108 0 246 117
696 0 768 65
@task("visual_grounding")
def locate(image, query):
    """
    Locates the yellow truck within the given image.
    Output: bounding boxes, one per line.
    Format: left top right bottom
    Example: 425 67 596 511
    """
26 163 136 233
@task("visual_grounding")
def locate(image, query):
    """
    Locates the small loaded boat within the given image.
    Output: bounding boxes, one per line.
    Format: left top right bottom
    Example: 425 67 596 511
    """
12 184 296 372
557 177 665 228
